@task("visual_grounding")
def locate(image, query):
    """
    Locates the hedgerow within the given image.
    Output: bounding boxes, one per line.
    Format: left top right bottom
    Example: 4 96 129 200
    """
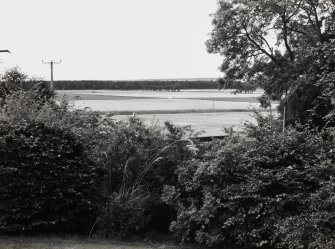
162 119 335 248
0 122 100 233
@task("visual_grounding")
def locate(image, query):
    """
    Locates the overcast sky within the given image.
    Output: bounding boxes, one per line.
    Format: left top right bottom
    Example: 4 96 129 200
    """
0 0 222 80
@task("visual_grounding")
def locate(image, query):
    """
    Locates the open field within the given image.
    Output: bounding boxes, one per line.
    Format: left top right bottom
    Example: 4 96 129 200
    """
57 89 274 113
56 89 277 136
0 236 196 249
57 89 264 100
73 99 262 112
58 92 260 103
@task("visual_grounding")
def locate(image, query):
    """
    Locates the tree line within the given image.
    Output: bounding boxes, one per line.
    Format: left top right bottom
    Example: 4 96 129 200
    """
54 80 219 90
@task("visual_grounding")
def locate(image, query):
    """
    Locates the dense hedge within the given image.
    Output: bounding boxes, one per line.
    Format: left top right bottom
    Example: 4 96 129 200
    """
162 121 335 248
0 122 100 233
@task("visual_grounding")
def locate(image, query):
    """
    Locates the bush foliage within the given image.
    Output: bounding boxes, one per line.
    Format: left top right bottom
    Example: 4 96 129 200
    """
162 118 335 248
89 118 195 238
2 67 335 249
0 67 54 106
0 81 194 238
0 122 99 233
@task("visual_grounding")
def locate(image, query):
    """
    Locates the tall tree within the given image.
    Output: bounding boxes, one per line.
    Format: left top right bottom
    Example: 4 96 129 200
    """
207 0 335 128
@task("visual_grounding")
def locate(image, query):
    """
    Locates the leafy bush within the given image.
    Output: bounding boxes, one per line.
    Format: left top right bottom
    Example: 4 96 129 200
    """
93 186 152 239
0 67 54 106
0 89 97 132
162 118 335 248
90 118 196 238
0 122 100 233
0 72 197 238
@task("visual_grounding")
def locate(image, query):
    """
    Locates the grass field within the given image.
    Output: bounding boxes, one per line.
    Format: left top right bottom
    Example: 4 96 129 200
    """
73 99 262 112
57 89 273 113
57 92 261 103
0 236 196 249
57 89 264 100
56 89 277 136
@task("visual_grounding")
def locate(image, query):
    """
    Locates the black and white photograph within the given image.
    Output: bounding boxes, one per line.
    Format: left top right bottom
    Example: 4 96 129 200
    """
0 0 335 248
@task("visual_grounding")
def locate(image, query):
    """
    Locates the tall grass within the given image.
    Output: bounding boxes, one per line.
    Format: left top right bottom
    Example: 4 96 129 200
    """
90 138 197 239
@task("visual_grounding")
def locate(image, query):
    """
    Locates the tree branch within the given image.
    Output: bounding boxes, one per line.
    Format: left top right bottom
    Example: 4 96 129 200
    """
243 27 282 67
301 2 321 41
282 7 295 62
286 26 307 35
287 0 303 21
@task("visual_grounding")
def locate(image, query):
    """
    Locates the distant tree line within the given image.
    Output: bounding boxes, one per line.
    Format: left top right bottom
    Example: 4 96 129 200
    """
53 80 219 90
217 78 259 94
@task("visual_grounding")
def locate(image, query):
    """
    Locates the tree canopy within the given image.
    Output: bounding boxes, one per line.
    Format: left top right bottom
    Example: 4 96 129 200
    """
207 0 335 127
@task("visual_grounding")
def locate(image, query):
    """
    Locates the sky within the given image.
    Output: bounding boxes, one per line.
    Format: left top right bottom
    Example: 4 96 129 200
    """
0 0 223 81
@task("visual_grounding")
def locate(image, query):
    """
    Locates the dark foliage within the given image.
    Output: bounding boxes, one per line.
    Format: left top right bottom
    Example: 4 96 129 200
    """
207 0 335 128
0 122 100 233
54 80 218 90
162 118 335 248
218 78 258 93
89 118 195 239
0 84 194 238
0 67 54 106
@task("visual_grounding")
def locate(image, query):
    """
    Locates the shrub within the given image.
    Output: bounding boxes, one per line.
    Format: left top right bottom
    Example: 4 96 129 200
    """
90 118 196 238
0 87 195 238
0 122 100 233
0 67 54 106
162 120 335 248
93 186 152 239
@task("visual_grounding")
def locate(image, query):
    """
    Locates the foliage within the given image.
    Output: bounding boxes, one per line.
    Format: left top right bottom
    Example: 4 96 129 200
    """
207 0 335 127
54 80 218 90
0 122 100 233
93 186 152 239
0 68 199 238
218 78 258 93
162 117 335 248
90 118 196 238
0 67 54 105
0 85 196 237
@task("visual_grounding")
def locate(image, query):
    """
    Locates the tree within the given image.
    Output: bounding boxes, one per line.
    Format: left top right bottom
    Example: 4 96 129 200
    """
207 0 335 128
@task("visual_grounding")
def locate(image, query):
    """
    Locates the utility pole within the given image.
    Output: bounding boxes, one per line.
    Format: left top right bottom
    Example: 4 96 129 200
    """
42 60 61 91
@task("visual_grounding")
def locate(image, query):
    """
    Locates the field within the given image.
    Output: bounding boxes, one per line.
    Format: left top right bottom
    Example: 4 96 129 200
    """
57 89 277 136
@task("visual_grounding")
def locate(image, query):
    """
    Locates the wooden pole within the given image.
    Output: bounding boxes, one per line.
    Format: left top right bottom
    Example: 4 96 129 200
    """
42 60 61 91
